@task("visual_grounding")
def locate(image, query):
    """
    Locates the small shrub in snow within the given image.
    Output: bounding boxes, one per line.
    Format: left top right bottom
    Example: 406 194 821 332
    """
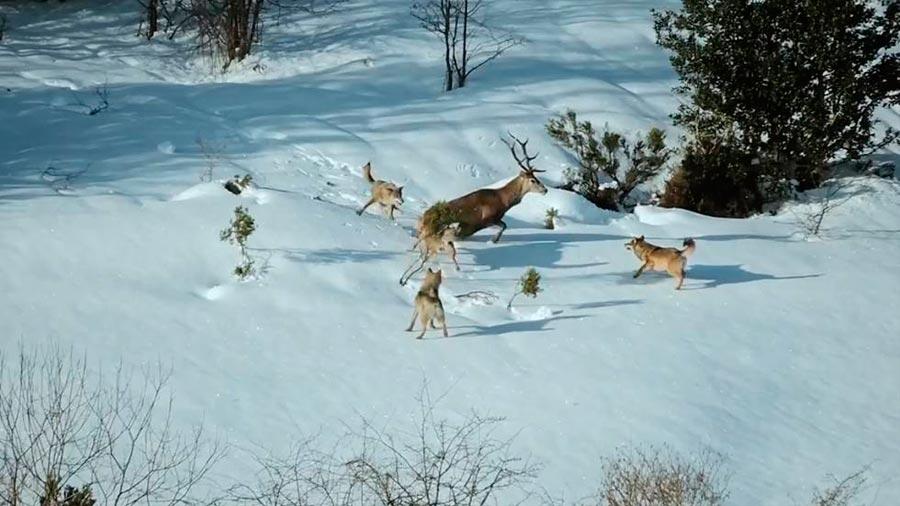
507 267 541 309
793 178 852 238
411 0 522 91
547 111 672 211
69 86 110 116
220 205 257 279
588 445 728 506
544 207 559 229
0 14 7 41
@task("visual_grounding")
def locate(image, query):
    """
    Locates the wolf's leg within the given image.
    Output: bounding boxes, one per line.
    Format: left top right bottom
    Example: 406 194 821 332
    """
438 311 448 337
389 205 397 221
417 313 429 339
491 220 508 243
356 198 375 216
400 255 427 286
406 310 418 332
448 241 460 271
633 262 649 279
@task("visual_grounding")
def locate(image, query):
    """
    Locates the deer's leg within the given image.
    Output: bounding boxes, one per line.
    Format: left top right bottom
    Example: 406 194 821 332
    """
406 309 418 332
490 220 508 243
356 198 375 216
633 262 649 279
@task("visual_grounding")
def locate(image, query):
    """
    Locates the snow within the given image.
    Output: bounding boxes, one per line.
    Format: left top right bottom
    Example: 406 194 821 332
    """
2 0 900 504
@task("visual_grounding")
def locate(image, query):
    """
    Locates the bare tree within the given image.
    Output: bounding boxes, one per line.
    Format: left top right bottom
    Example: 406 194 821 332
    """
229 387 540 505
810 468 868 506
411 0 521 91
794 178 853 238
584 445 729 506
0 346 224 506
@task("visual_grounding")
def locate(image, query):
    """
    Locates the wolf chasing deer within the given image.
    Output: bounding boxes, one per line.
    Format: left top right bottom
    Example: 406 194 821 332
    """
356 133 696 339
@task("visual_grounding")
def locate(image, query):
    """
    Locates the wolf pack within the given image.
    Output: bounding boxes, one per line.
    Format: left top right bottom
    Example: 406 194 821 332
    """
356 134 695 339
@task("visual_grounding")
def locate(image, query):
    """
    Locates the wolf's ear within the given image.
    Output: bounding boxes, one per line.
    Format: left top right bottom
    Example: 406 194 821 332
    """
398 186 404 194
638 235 644 241
427 268 434 274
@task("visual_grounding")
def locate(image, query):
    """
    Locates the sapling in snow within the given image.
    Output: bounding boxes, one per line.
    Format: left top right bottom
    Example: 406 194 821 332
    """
220 206 256 280
507 267 542 309
544 208 559 230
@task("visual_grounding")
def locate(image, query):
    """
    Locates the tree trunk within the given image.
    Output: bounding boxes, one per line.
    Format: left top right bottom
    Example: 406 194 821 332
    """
442 2 453 91
146 0 159 40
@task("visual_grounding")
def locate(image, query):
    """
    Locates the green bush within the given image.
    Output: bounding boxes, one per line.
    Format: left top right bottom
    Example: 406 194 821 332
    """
654 0 899 214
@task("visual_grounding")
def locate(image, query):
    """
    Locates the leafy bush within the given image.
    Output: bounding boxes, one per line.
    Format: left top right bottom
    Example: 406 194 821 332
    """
653 0 900 214
548 111 672 211
660 133 764 217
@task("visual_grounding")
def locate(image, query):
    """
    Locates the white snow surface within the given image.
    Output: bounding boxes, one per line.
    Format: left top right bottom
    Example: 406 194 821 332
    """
2 0 900 504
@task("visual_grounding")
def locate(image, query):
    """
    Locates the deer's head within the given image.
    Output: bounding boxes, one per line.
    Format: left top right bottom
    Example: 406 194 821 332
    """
504 133 548 196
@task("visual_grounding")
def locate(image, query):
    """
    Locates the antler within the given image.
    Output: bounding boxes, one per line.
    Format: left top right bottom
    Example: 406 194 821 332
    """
502 132 545 174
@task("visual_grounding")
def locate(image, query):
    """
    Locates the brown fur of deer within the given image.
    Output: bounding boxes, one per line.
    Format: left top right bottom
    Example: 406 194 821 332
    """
417 134 548 243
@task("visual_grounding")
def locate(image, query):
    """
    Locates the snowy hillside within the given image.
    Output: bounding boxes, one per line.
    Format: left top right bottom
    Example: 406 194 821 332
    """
1 0 899 504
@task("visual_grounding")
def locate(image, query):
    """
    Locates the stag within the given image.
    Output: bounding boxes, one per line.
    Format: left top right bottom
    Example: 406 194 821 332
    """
417 133 548 244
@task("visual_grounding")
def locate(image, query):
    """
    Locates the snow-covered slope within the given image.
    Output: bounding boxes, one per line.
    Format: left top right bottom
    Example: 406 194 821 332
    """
2 1 899 504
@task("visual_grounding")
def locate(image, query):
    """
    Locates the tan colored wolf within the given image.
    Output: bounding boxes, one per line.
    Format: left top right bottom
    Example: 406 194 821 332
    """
399 223 461 286
626 236 696 290
414 223 461 268
406 268 448 339
356 162 404 220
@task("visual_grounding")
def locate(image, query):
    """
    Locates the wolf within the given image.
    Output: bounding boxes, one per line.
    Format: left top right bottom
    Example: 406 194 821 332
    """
626 236 696 290
406 268 448 339
356 162 404 220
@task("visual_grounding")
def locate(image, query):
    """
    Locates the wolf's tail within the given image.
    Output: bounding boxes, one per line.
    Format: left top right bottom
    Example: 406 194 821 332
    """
680 238 696 258
362 162 375 183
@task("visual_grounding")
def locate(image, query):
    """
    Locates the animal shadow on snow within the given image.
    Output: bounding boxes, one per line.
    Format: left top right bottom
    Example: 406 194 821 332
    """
469 241 607 271
683 264 822 289
615 265 822 290
571 299 642 310
615 264 822 289
450 313 590 339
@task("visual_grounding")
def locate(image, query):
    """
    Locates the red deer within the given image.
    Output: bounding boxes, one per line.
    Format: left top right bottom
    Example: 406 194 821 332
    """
417 133 548 244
